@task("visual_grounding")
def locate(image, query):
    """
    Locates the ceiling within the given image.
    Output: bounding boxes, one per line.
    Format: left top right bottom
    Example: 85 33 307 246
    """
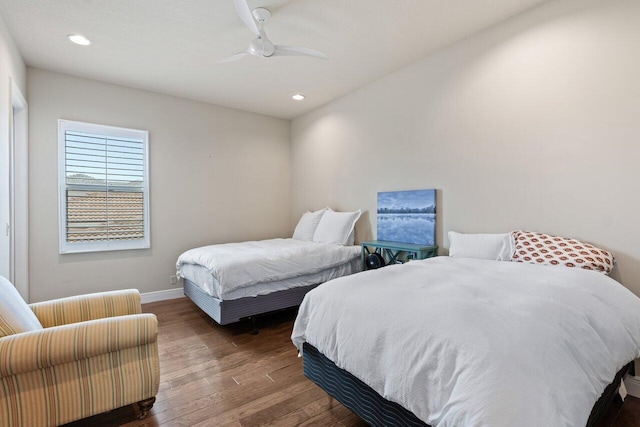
0 0 548 119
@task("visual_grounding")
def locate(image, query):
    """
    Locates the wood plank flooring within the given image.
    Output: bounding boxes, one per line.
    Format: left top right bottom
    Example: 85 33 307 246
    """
65 297 365 427
64 297 640 427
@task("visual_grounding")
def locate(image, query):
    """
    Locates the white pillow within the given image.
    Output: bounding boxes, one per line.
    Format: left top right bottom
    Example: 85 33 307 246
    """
448 231 514 261
292 209 327 241
325 208 356 245
313 210 361 245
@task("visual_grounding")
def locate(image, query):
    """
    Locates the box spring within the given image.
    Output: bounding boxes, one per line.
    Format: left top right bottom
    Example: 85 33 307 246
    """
184 278 318 325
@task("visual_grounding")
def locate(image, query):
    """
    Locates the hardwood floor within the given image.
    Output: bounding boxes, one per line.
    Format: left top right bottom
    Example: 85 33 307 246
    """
65 297 366 427
64 297 640 427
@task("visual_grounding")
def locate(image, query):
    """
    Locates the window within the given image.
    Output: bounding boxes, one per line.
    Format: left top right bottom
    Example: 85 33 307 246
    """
58 120 150 254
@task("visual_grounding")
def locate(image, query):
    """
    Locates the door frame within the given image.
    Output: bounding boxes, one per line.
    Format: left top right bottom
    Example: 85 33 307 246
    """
10 78 28 301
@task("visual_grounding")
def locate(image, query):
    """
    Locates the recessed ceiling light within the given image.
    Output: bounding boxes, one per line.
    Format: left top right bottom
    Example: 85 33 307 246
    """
292 94 305 101
67 34 91 46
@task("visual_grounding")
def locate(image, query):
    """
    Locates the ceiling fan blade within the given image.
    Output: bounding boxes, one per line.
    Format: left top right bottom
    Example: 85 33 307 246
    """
215 51 249 63
234 0 260 36
272 45 328 60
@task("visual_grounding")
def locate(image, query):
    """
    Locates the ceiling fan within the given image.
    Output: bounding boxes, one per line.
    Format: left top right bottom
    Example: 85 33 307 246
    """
216 0 328 63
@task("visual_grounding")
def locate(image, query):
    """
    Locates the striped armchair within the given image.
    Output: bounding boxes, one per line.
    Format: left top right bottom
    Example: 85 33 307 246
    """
0 276 160 427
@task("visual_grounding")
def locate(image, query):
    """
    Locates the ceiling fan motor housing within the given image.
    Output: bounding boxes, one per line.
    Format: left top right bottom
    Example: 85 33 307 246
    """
250 38 275 57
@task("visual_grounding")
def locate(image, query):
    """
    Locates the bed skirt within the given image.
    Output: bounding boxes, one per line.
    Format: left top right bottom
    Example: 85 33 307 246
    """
302 343 633 427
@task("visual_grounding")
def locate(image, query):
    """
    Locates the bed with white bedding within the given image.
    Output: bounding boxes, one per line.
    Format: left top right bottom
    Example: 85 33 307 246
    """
292 256 640 426
177 238 361 325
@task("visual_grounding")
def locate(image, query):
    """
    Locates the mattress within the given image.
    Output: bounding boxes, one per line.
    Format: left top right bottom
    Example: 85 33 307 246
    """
177 238 361 299
180 257 361 300
292 257 640 426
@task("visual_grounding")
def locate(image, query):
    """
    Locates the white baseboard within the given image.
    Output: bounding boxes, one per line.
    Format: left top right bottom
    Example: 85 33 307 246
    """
624 374 640 398
140 288 185 304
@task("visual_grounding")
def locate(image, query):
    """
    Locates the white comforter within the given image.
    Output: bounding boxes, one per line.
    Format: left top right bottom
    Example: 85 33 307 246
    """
176 238 360 300
292 257 640 426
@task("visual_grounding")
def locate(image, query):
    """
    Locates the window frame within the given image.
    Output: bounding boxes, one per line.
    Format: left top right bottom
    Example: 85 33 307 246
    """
58 119 150 254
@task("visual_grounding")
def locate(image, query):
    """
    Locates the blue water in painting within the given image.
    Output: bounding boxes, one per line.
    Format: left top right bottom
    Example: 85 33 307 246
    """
377 213 435 245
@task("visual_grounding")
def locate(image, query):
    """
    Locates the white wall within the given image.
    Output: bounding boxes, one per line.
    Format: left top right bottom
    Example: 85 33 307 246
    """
0 15 26 291
28 68 290 302
291 0 640 295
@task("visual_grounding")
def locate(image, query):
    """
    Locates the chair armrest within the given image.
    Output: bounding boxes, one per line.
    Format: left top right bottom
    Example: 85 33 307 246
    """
0 313 157 378
29 289 142 327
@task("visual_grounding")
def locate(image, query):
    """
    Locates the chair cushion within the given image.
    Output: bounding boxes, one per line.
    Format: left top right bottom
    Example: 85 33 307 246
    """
0 276 43 337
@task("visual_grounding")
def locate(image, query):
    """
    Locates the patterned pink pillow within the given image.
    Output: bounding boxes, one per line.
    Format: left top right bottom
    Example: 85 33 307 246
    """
511 231 614 274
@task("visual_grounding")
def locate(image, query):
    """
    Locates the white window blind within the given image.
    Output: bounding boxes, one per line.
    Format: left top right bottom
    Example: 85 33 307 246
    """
58 120 150 254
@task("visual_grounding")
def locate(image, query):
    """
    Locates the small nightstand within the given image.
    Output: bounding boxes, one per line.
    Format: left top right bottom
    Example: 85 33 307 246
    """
360 240 438 270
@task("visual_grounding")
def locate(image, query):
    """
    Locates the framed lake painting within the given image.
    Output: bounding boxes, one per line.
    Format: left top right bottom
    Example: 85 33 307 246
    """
377 189 436 245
